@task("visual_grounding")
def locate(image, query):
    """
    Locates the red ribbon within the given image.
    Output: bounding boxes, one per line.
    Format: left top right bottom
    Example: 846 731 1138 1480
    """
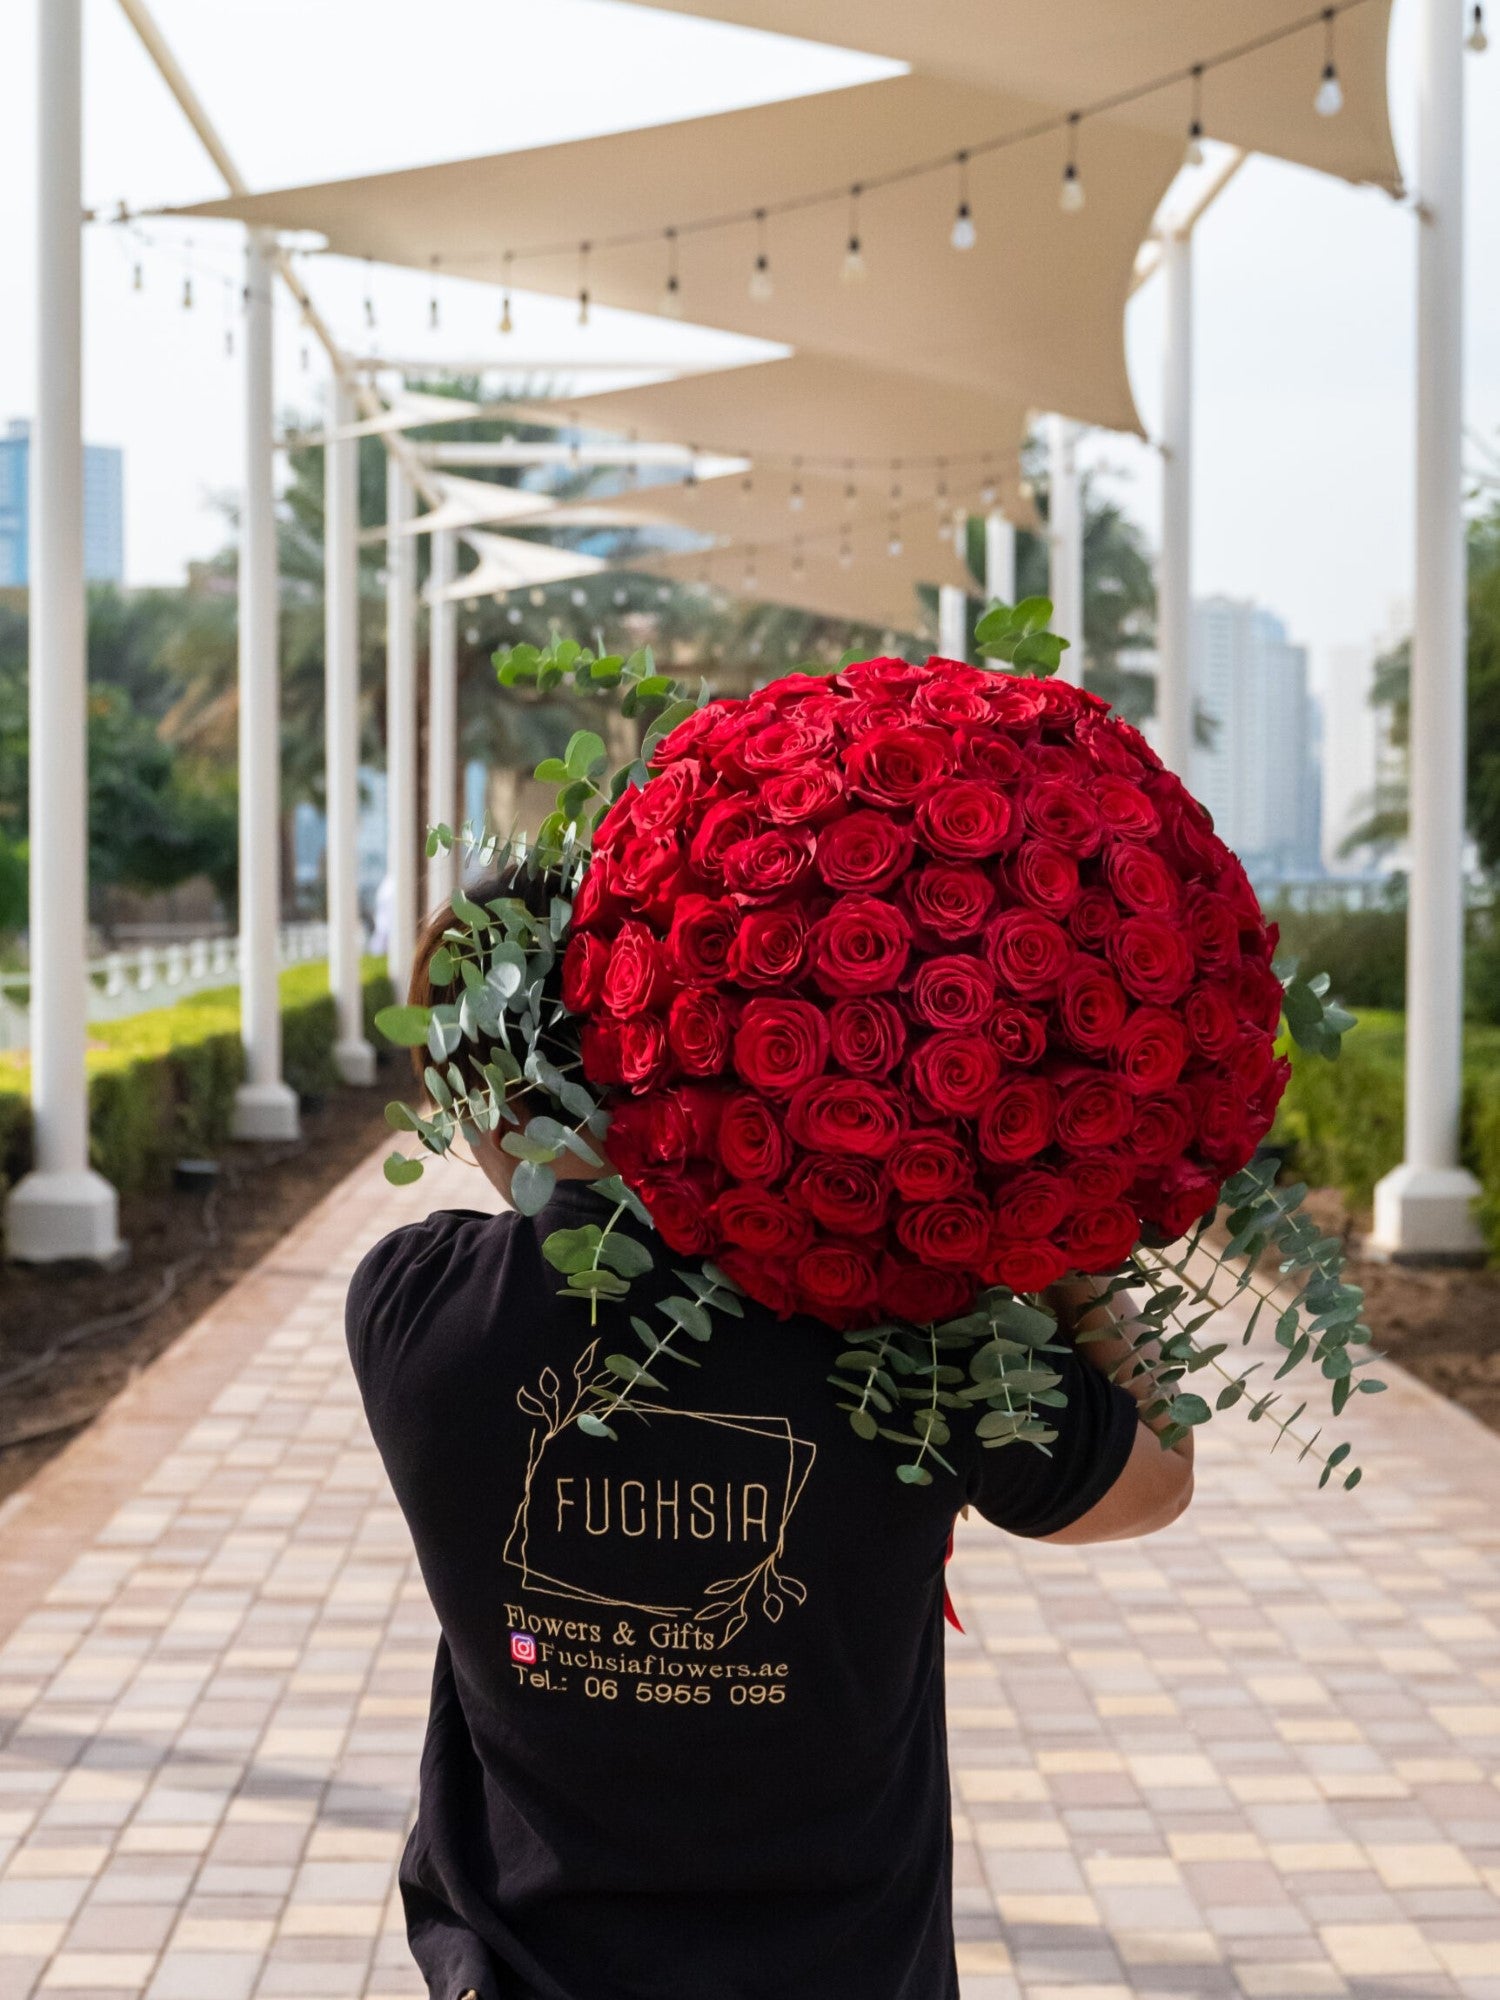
942 1528 964 1633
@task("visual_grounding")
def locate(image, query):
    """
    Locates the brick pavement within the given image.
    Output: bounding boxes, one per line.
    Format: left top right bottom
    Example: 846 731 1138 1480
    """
0 1144 1497 2000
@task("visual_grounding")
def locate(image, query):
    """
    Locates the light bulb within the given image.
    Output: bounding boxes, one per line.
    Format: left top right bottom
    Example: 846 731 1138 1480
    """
181 275 193 310
571 587 587 607
791 547 804 575
656 584 672 602
887 531 903 558
429 295 440 329
740 476 754 501
499 295 513 335
507 606 522 624
224 328 234 358
1060 163 1085 213
749 254 774 303
981 480 997 508
950 203 976 252
300 343 310 373
364 295 376 330
529 588 545 607
838 543 853 570
577 289 590 327
132 262 143 292
661 273 684 317
789 483 804 512
613 588 628 607
743 566 759 593
1184 122 1205 168
1315 62 1343 115
841 235 866 282
1468 5 1488 50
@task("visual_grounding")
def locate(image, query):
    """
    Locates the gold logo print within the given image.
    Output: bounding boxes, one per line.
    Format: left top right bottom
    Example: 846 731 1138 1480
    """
503 1342 815 1647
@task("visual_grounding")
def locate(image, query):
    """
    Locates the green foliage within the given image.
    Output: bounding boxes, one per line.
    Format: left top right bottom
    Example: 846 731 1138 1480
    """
0 830 25 935
0 959 395 1202
1265 902 1409 1013
973 596 1070 676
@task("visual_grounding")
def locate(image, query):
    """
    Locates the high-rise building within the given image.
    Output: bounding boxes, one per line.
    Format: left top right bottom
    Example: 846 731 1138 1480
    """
1188 596 1321 883
1315 602 1409 874
0 419 124 587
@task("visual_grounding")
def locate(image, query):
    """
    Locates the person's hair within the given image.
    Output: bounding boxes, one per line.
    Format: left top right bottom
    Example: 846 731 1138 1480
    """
407 858 570 1106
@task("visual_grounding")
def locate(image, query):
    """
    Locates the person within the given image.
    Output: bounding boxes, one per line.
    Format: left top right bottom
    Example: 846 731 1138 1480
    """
347 879 1194 2000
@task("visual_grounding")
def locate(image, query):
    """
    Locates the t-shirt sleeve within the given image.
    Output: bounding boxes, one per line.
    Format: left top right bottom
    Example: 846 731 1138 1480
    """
965 1344 1140 1539
344 1208 500 1402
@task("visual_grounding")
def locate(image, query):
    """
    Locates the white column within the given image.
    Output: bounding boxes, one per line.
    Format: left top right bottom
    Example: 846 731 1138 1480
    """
938 584 967 662
1372 0 1483 1260
1158 228 1195 778
984 509 1015 606
385 456 418 991
1048 414 1084 686
324 382 376 1085
5 0 122 1261
425 527 458 909
230 230 299 1141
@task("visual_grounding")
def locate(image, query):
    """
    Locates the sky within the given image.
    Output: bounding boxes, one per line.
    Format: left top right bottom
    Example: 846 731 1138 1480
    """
1 0 1498 686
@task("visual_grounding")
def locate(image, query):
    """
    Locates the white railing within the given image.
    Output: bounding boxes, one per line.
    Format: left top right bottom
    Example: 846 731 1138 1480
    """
0 921 330 1054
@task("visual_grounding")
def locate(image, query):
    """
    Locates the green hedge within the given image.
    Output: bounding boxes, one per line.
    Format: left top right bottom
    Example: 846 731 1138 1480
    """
1273 1008 1500 1256
0 958 395 1202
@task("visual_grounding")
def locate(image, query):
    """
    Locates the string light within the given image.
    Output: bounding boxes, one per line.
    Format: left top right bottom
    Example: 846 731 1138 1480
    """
1468 3 1487 50
1185 65 1206 166
300 341 310 373
363 257 376 330
529 587 546 607
428 255 441 329
838 532 853 570
887 511 904 558
613 587 628 607
507 605 523 624
181 272 193 311
791 538 805 576
740 473 754 501
1060 114 1085 212
570 586 588 607
656 583 672 602
789 459 805 512
132 261 143 292
980 472 998 508
841 185 866 282
749 210 773 303
1315 9 1344 114
743 549 759 592
949 151 976 251
577 241 591 326
661 228 683 317
499 252 513 335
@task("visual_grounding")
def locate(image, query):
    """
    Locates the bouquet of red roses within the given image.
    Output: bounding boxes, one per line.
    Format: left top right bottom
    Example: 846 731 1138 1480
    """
379 616 1375 1490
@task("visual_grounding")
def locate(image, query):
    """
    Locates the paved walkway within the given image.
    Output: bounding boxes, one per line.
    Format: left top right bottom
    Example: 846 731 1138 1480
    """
0 1147 1497 2000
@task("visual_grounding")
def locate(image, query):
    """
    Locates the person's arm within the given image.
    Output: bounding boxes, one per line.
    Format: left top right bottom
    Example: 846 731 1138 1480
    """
1034 1277 1194 1545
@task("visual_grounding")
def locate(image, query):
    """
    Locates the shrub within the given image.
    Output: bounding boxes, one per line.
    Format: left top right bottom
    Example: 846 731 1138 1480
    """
1267 899 1500 1026
0 959 396 1203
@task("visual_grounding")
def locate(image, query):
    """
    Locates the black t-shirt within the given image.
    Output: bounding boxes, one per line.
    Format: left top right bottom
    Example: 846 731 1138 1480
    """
346 1183 1138 2000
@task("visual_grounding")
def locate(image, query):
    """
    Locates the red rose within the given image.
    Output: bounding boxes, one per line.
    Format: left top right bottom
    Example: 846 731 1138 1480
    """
711 1187 813 1259
1058 960 1130 1055
732 997 830 1097
956 729 1027 787
989 1167 1073 1241
809 896 912 996
715 1245 797 1318
718 1091 792 1183
845 723 953 808
1135 1160 1221 1239
914 781 1014 861
617 1015 670 1088
1183 982 1243 1060
982 1237 1069 1293
1103 843 1180 918
1009 841 1081 916
1236 960 1286 1037
908 954 997 1031
1076 710 1159 778
1068 887 1121 951
1113 1007 1191 1095
667 895 737 983
562 932 609 1014
786 1077 906 1158
814 810 915 892
613 831 690 923
791 1154 890 1236
732 710 839 778
571 851 627 935
1128 1091 1194 1168
761 764 845 825
1065 1155 1134 1204
827 997 907 1077
631 758 703 835
721 826 816 899
986 910 1074 999
1093 776 1161 841
634 1169 716 1254
631 1085 722 1166
603 920 676 1017
897 1196 991 1269
984 677 1049 727
992 1005 1048 1068
836 655 924 693
915 675 994 727
1182 890 1245 976
1055 1071 1134 1151
1061 1200 1140 1271
1146 778 1223 879
580 1018 626 1086
910 1031 1000 1117
905 863 996 941
666 987 736 1077
652 702 736 769
1023 780 1103 855
888 1130 974 1203
878 1256 973 1323
795 1241 880 1325
978 1076 1059 1164
1108 918 1195 1005
728 906 809 989
688 798 761 883
1188 1075 1262 1172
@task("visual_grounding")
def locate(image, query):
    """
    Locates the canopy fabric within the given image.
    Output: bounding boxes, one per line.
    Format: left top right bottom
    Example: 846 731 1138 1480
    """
615 0 1400 190
178 72 1180 434
305 388 482 444
504 354 1035 523
383 471 560 537
434 531 604 601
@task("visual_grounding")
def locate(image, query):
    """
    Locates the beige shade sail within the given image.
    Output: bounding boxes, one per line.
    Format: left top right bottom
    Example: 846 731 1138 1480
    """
436 531 605 601
503 354 1035 521
612 0 1399 190
178 72 1181 434
380 471 561 538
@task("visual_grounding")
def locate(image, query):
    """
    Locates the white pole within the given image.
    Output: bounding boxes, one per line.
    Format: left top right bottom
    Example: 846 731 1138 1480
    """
426 528 459 909
1158 228 1195 778
1048 414 1085 686
230 229 299 1142
5 0 121 1261
325 382 376 1085
1372 0 1482 1260
984 510 1015 606
938 584 967 662
386 455 418 991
